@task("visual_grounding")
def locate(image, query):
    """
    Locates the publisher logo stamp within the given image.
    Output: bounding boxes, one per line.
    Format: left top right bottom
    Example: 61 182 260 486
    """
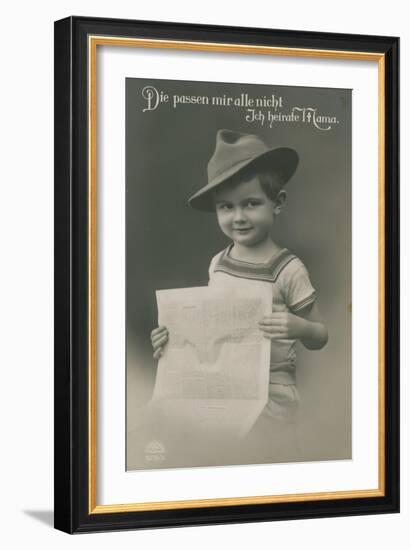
144 440 166 463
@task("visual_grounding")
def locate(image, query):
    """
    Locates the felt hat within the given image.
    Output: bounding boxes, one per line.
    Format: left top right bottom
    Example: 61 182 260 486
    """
188 129 299 212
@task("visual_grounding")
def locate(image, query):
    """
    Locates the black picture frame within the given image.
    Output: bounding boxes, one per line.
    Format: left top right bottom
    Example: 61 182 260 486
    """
54 15 399 534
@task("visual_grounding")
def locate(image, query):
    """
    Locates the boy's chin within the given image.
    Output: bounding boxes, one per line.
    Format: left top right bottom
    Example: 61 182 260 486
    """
231 232 272 247
232 235 260 246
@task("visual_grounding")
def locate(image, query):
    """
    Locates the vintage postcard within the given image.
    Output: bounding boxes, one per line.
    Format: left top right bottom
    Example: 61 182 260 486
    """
125 78 352 470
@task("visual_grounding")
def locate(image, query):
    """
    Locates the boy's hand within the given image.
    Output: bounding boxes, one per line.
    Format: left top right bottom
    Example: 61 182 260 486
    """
259 313 307 340
151 326 169 359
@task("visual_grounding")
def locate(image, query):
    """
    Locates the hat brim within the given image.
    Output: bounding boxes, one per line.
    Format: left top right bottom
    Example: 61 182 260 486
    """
188 147 299 212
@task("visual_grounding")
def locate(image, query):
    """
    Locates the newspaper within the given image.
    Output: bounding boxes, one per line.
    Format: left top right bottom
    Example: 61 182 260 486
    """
150 285 271 438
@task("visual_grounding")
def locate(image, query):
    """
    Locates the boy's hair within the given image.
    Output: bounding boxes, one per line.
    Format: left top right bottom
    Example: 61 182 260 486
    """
219 164 284 202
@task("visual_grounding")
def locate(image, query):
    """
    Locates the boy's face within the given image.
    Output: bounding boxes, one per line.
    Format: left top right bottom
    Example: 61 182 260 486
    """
214 176 280 248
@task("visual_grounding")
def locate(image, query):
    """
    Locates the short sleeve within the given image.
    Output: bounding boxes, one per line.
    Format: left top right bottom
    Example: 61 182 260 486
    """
279 259 316 312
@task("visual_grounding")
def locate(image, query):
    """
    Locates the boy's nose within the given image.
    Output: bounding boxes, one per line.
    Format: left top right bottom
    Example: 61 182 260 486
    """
233 207 246 222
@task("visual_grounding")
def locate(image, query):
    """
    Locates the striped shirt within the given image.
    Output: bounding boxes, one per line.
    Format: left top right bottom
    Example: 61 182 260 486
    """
208 245 316 385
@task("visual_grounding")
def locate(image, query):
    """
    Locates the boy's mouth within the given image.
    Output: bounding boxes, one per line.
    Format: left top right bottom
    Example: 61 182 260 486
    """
233 227 253 233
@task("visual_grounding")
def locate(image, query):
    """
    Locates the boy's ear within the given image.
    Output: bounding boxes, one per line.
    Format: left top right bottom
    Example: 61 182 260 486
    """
273 189 287 215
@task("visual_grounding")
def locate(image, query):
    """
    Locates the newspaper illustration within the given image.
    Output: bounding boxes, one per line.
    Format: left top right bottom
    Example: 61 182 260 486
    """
150 285 272 438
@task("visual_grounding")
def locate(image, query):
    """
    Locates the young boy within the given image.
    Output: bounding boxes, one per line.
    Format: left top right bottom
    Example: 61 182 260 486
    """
151 129 328 455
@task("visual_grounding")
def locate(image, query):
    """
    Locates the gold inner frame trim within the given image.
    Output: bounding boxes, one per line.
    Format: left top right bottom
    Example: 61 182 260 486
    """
88 35 386 514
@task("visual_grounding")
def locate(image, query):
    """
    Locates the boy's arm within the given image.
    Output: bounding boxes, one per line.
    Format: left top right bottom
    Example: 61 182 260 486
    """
259 302 328 350
294 302 328 350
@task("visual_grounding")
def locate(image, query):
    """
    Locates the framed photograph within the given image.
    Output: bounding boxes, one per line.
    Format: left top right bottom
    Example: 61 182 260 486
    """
54 16 399 533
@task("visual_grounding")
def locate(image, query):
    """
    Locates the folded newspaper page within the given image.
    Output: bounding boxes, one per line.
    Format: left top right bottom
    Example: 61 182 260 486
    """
150 285 272 439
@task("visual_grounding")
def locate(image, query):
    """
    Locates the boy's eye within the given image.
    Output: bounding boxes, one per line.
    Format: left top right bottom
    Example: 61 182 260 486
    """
217 203 232 211
246 200 260 208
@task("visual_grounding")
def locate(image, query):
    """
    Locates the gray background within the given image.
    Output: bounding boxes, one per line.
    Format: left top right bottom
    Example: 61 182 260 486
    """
126 78 352 469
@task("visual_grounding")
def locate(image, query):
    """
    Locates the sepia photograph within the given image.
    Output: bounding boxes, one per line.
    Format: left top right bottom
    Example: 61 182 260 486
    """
125 78 352 470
